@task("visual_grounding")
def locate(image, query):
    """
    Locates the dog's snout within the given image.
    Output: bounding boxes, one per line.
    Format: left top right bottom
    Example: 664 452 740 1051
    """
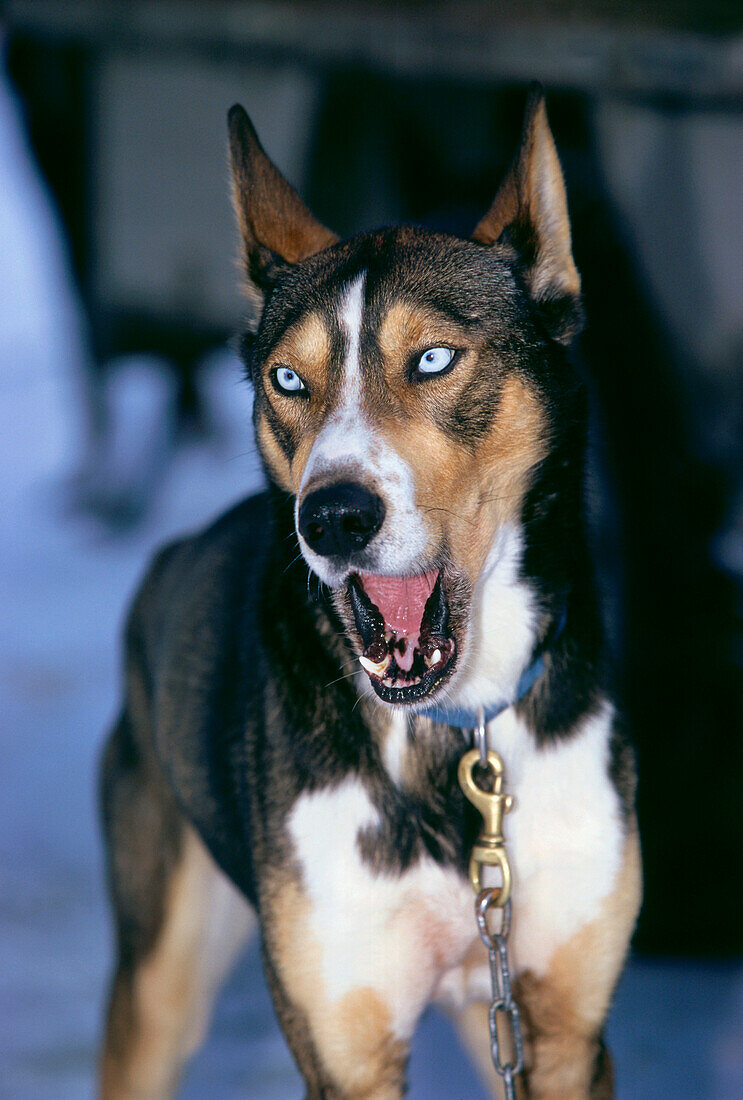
298 482 385 558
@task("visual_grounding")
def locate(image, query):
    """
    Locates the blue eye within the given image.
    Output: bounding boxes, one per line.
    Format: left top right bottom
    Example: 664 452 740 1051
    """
274 367 307 394
416 347 454 375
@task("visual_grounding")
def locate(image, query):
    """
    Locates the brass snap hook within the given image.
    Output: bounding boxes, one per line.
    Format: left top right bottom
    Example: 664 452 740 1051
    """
458 748 514 901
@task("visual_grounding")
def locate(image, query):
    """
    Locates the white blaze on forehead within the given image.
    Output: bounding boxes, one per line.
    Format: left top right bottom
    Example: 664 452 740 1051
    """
339 271 365 405
299 273 367 492
297 273 430 579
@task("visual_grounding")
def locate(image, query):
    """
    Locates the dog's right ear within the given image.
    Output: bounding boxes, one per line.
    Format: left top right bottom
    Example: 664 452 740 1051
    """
473 86 583 345
228 105 338 321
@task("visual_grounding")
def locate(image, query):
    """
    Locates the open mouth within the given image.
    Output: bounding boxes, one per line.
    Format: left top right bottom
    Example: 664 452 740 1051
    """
347 569 456 704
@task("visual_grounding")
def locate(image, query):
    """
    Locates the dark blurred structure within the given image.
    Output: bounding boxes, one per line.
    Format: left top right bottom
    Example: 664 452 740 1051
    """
6 0 743 955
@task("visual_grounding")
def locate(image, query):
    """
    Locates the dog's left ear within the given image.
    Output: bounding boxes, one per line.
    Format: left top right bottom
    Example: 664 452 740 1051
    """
473 86 583 344
228 104 338 320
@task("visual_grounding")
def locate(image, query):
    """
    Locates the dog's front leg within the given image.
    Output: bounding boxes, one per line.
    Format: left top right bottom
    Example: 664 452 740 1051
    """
257 778 472 1099
513 829 641 1100
260 870 413 1099
455 829 641 1100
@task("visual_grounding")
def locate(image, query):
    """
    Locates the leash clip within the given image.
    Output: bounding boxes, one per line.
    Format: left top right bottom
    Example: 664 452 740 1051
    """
457 746 514 901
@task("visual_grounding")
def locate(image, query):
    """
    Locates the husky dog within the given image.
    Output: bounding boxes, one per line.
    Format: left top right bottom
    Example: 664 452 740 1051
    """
100 87 640 1099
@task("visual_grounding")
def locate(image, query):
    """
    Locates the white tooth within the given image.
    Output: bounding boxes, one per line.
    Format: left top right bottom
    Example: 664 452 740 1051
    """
425 648 442 668
359 654 390 677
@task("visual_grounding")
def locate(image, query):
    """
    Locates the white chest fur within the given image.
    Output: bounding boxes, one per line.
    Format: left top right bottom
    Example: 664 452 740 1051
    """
487 700 623 974
289 779 474 1039
289 702 623 1037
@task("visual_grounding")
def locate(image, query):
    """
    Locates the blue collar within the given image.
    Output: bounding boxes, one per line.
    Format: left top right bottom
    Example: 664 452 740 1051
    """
420 652 546 729
420 609 566 730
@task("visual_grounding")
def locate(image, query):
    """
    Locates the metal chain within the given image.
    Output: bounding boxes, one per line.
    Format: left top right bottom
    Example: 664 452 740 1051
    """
476 892 524 1098
459 715 524 1098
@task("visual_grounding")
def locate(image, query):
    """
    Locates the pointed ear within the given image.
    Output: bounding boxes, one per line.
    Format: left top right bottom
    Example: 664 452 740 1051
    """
473 86 583 344
228 105 338 317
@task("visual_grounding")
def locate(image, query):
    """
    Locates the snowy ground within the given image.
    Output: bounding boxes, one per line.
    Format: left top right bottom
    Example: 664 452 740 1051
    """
1 65 742 1099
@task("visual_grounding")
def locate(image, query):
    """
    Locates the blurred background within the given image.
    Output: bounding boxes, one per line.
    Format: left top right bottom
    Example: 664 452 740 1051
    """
1 1 742 1096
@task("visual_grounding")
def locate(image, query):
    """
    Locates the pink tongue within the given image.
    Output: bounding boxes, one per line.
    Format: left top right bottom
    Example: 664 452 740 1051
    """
360 570 438 637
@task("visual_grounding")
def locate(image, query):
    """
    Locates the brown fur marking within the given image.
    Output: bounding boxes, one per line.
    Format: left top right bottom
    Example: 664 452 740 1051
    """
257 310 346 492
514 829 642 1099
377 373 546 583
479 374 548 522
377 301 471 373
265 874 408 1098
269 311 333 384
256 415 293 492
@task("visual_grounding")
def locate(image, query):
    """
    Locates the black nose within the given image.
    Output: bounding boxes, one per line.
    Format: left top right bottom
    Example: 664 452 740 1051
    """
298 482 385 559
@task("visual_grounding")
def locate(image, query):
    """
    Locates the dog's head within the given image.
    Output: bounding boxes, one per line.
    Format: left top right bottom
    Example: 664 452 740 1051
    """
229 88 584 712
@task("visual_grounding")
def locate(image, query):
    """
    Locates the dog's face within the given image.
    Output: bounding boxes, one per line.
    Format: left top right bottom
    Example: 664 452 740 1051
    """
229 92 583 710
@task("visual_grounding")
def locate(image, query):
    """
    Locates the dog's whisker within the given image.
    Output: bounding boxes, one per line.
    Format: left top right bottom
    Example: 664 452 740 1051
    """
333 657 361 673
421 505 477 526
350 691 368 717
323 670 360 690
282 551 305 575
223 449 258 464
